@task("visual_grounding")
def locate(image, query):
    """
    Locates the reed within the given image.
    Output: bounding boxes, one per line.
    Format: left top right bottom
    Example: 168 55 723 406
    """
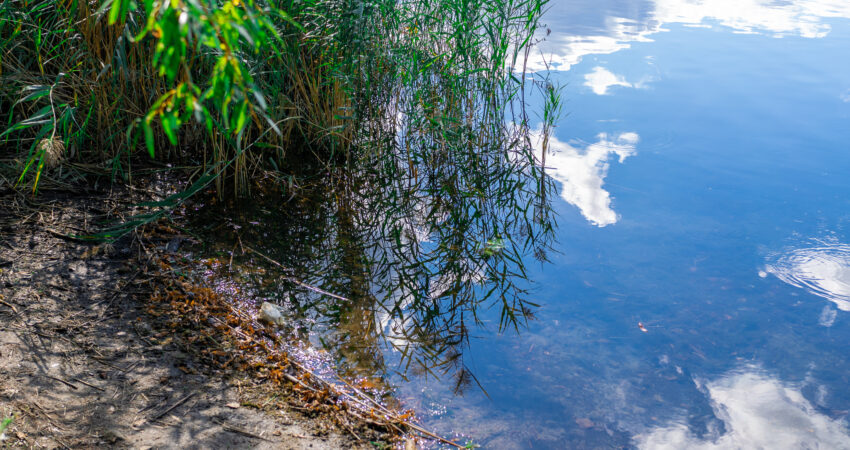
2 0 553 186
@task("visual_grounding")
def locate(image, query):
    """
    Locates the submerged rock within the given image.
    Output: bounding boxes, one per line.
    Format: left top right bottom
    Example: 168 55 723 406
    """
165 237 183 253
258 301 286 327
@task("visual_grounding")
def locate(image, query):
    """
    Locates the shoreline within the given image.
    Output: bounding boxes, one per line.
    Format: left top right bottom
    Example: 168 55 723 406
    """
0 185 396 448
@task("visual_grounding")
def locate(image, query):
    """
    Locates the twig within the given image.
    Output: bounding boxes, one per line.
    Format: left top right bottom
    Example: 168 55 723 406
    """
44 227 91 242
67 269 142 323
31 401 67 430
150 392 195 422
216 421 275 442
336 376 391 415
334 411 364 442
228 241 238 271
241 245 350 301
89 356 131 373
335 377 461 447
205 316 318 394
71 377 105 392
94 269 142 320
401 420 463 448
40 374 79 390
282 372 318 392
0 298 18 314
151 247 458 446
132 322 154 347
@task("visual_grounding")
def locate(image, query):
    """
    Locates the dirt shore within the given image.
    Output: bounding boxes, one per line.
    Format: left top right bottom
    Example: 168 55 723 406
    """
0 187 378 449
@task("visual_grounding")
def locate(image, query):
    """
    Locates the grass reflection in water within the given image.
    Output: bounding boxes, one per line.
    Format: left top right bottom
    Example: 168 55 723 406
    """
190 157 556 396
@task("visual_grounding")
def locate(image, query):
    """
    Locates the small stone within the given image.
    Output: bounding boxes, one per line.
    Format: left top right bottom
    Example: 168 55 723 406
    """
166 237 183 253
258 302 286 327
226 402 240 409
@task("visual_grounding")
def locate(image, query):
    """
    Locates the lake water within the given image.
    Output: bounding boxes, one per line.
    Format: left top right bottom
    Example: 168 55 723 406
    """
390 1 850 448
190 1 850 448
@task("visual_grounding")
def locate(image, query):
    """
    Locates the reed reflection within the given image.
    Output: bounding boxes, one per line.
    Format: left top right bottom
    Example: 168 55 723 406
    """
192 156 554 395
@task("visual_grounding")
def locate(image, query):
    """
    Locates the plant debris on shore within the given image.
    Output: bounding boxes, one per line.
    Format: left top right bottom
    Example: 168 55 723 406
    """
0 183 440 448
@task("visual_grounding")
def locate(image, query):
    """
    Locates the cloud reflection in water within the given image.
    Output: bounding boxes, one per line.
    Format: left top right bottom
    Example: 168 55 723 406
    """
537 131 638 226
533 0 850 72
635 368 850 449
584 67 633 95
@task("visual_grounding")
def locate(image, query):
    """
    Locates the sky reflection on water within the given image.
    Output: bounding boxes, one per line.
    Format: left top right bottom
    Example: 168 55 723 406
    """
388 0 850 448
532 0 850 71
636 366 850 449
537 131 638 226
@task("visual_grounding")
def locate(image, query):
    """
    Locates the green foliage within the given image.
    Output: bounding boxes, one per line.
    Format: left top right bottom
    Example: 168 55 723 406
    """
107 0 288 154
0 415 12 439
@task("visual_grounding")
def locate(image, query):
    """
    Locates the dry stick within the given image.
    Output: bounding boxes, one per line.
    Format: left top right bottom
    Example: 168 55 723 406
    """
331 377 404 429
228 240 239 271
67 269 143 323
132 321 154 346
30 402 73 449
44 227 90 242
0 298 18 314
70 377 105 392
40 374 79 390
396 419 463 448
94 269 143 320
216 420 275 442
336 376 390 415
281 372 318 392
241 245 350 302
205 317 319 394
335 378 461 448
149 392 196 422
89 356 131 373
222 255 460 448
31 400 67 430
334 411 364 443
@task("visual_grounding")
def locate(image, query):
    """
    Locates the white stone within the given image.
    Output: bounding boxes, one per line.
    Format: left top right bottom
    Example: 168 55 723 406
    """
258 301 286 327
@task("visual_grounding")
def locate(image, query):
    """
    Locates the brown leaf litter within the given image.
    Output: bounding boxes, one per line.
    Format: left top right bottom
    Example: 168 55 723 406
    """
0 186 406 449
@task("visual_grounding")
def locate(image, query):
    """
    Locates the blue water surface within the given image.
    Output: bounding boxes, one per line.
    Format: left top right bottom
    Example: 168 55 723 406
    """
393 1 850 448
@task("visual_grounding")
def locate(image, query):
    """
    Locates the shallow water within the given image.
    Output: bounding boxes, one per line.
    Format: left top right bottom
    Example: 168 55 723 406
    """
191 1 850 447
388 1 850 448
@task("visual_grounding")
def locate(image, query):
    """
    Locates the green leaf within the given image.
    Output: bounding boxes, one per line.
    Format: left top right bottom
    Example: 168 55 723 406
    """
14 85 50 105
234 100 248 134
108 0 123 24
143 120 155 158
162 113 178 145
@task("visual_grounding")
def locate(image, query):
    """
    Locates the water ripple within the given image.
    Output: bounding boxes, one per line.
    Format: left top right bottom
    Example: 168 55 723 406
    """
765 239 850 311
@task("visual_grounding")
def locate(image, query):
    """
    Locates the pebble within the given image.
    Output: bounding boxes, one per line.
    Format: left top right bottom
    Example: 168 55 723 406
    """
258 301 286 327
